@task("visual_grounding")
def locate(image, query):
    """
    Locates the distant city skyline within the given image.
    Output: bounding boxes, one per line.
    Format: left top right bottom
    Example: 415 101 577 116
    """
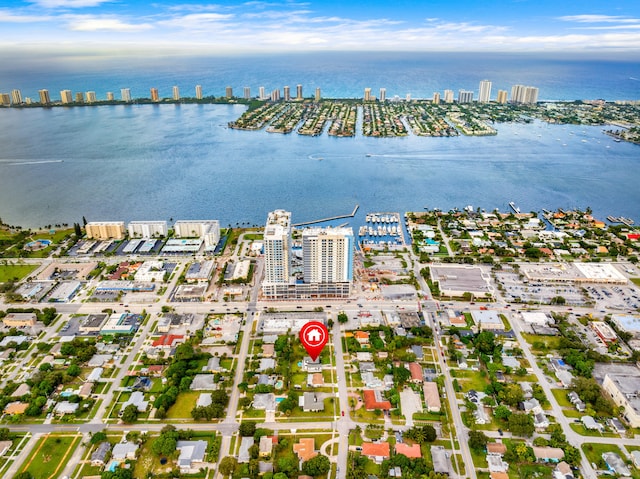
1 0 639 55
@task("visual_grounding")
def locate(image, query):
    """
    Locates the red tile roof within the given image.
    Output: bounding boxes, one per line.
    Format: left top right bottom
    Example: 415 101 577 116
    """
361 442 390 458
395 443 421 458
363 390 392 411
409 362 423 381
151 334 184 347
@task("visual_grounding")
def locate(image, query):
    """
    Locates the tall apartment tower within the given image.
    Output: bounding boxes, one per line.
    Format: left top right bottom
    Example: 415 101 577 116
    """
315 87 321 102
458 90 473 103
478 80 492 103
243 87 251 99
259 86 265 100
444 89 454 103
172 86 180 101
263 210 292 285
296 84 303 100
11 89 22 105
379 88 386 102
271 89 280 101
195 85 203 100
524 86 539 104
60 90 73 104
106 92 114 101
75 92 84 103
302 227 354 284
225 86 233 98
150 88 159 102
283 86 291 101
120 88 131 102
86 91 96 103
433 92 441 104
0 94 10 106
38 89 51 105
496 90 508 104
510 85 538 104
364 88 372 101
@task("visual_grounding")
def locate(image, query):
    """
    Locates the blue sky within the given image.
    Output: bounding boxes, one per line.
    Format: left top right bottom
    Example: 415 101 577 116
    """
1 0 640 54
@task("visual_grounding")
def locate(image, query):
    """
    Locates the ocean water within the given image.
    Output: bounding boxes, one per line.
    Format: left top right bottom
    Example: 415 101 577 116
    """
0 53 639 228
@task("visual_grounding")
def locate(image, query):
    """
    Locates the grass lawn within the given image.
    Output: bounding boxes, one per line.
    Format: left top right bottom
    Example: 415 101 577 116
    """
0 264 39 282
133 441 174 478
551 389 574 408
582 442 623 467
166 391 200 419
571 423 617 438
451 369 490 392
630 278 640 287
19 433 81 479
520 333 564 352
509 464 553 479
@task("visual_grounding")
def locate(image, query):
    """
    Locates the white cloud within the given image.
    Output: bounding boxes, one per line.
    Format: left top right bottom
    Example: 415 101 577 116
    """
29 0 113 7
66 16 153 31
557 14 640 24
0 9 52 22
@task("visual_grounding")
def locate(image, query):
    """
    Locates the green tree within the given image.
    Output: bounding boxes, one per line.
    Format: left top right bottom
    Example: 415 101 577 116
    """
337 312 348 324
239 421 256 437
120 404 139 424
219 456 238 476
508 412 535 437
90 431 108 444
302 454 331 476
468 430 489 451
15 472 34 479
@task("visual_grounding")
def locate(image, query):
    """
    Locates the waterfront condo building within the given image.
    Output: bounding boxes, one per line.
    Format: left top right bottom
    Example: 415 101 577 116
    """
302 227 354 283
444 89 454 103
315 88 321 102
364 88 372 101
432 92 441 104
283 86 291 101
225 86 233 98
263 210 292 285
128 221 168 238
271 89 280 101
172 86 180 101
195 85 203 100
121 89 131 102
510 84 539 104
497 90 508 104
379 88 386 102
478 80 492 103
11 89 22 105
85 222 126 240
60 90 73 104
0 93 10 106
296 84 303 100
86 91 96 103
259 86 265 100
244 87 251 100
38 89 51 105
107 92 114 101
458 89 473 103
150 88 159 102
75 92 84 103
173 220 220 251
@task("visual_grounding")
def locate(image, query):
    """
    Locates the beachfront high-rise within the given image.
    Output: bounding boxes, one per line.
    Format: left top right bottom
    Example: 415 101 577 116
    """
106 92 114 101
60 90 73 104
458 90 473 103
38 89 50 105
433 92 441 104
172 86 180 101
510 84 539 104
364 88 372 101
303 227 354 284
379 88 386 102
225 86 233 99
244 87 251 100
315 87 321 102
75 92 84 103
283 86 291 101
263 210 292 285
497 90 508 104
259 86 265 100
11 89 22 105
195 85 203 100
444 89 454 103
150 88 159 102
296 84 303 100
86 91 96 103
478 80 492 103
120 88 131 102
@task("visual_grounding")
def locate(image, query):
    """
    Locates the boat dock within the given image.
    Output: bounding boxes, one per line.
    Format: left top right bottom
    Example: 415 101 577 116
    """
293 204 359 227
509 201 521 214
607 216 635 226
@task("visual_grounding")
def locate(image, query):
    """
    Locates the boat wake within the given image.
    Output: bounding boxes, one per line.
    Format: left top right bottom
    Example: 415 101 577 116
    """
0 159 64 165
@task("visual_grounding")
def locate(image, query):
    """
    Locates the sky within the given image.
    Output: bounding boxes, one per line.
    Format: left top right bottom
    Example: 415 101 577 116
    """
1 0 640 55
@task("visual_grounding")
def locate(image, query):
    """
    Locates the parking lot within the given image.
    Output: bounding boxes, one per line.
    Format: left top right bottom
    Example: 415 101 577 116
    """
584 285 640 311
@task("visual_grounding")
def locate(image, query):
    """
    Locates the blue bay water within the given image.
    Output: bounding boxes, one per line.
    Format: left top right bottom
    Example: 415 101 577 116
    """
0 102 638 229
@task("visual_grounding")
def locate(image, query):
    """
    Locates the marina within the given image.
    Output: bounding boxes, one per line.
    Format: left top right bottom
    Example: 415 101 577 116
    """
358 212 406 250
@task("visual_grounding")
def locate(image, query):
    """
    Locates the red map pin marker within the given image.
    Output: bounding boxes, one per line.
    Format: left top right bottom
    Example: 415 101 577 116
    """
299 321 329 361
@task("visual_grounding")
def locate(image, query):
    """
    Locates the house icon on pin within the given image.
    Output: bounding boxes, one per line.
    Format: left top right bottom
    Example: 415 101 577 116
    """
307 328 322 343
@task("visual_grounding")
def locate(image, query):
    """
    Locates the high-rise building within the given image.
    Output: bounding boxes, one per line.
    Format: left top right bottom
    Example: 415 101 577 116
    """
173 220 220 250
379 88 386 102
150 88 159 102
263 210 292 285
296 84 303 100
283 86 291 101
86 91 96 103
271 89 280 101
406 93 411 102
106 92 114 101
60 90 73 104
444 89 454 103
364 87 372 101
479 80 492 103
0 93 10 106
243 87 251 100
458 89 473 103
128 221 168 238
302 227 354 283
259 86 265 100
510 84 539 104
38 89 51 105
120 88 131 102
496 90 508 104
524 86 539 104
75 92 84 103
85 222 126 240
225 86 233 98
172 86 180 101
315 87 321 102
11 89 22 105
195 85 203 100
433 92 441 104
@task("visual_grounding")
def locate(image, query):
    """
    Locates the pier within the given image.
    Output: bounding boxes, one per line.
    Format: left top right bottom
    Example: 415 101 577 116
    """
293 204 359 227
